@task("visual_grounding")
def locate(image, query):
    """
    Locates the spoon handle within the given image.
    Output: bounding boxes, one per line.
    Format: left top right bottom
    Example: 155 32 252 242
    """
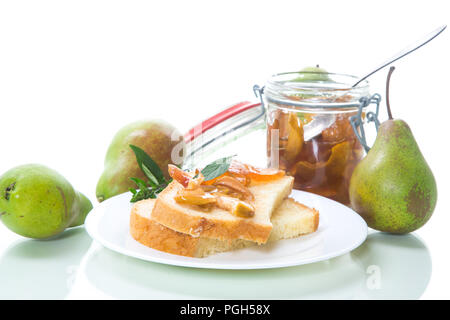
353 25 447 87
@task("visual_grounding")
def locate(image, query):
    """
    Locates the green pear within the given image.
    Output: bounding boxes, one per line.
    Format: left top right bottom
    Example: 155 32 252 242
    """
0 164 93 239
69 192 93 227
294 65 331 82
96 120 185 202
349 67 437 234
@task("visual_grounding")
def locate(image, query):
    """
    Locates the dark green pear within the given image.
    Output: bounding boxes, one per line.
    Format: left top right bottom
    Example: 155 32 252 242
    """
96 120 185 202
0 164 93 239
349 67 437 234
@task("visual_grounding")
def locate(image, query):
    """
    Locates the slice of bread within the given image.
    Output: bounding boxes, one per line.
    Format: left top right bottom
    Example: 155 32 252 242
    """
269 198 320 241
130 197 319 258
151 176 294 244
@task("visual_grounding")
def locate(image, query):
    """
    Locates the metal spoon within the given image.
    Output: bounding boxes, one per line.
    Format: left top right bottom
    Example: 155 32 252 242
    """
353 25 446 87
304 114 336 141
304 25 447 141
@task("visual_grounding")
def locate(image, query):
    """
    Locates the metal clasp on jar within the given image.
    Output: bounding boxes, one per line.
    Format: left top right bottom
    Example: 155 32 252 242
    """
350 93 382 153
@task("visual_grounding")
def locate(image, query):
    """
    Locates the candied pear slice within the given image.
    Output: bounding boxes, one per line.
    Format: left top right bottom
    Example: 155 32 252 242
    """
325 141 352 178
291 140 352 185
322 114 353 143
216 196 255 218
283 113 304 162
213 176 254 200
291 160 327 186
174 188 217 206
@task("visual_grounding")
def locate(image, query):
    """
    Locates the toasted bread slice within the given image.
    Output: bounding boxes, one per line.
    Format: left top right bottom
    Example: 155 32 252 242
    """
151 176 294 244
130 197 319 258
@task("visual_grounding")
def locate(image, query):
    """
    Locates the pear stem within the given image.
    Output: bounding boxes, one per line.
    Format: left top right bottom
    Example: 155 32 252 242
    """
386 66 395 120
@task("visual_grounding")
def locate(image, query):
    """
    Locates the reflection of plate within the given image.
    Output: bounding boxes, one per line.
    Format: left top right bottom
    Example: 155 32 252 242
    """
81 232 431 299
85 190 367 270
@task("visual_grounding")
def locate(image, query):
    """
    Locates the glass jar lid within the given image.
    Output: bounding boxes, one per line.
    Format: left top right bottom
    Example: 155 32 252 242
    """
264 71 370 109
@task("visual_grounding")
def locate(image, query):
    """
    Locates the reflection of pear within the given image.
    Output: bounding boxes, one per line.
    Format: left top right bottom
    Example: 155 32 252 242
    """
0 228 92 299
351 232 431 299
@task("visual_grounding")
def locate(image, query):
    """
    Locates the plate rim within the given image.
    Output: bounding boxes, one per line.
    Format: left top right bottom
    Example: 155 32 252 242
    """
85 190 368 270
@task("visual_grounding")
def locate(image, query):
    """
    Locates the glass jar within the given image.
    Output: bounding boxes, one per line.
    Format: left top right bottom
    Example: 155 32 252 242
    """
182 71 380 206
264 71 372 206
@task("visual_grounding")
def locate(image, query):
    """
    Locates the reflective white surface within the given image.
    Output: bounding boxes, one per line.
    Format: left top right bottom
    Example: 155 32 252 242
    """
0 126 441 299
0 0 449 299
0 227 431 299
79 231 431 299
0 228 92 299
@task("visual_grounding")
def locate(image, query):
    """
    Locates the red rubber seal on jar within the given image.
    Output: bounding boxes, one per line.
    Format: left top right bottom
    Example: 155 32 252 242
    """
184 101 261 143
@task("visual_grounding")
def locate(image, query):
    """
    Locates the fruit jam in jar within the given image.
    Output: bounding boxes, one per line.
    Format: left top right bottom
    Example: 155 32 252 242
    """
264 71 371 206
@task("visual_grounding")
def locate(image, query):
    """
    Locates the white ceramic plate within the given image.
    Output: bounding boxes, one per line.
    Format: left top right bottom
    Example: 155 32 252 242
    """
85 190 367 269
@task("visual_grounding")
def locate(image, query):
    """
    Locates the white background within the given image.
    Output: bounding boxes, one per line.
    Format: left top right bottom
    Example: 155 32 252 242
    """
0 0 449 299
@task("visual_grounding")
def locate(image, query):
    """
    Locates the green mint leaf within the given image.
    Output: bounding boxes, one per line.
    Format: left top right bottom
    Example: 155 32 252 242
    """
201 155 235 181
129 177 170 203
141 164 159 187
130 177 148 190
129 144 166 185
129 177 154 203
130 188 156 203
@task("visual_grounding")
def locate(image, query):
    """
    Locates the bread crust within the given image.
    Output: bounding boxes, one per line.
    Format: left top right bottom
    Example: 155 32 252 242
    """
313 207 320 232
151 176 293 244
130 202 201 257
130 196 319 258
151 195 273 244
